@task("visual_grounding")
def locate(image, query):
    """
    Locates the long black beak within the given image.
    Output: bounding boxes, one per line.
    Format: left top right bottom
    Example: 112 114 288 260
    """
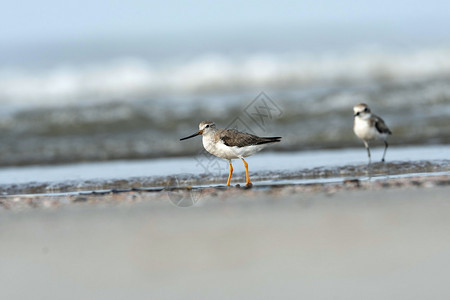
180 131 202 141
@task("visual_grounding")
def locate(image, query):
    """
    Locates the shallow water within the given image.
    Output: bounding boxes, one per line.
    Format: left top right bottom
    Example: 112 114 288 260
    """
0 145 448 195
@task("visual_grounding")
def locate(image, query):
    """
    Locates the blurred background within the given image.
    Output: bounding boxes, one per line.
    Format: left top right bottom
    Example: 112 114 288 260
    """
1 0 450 167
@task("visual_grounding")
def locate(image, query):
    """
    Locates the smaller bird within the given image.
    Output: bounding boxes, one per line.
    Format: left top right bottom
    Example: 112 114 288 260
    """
353 103 392 164
180 121 281 187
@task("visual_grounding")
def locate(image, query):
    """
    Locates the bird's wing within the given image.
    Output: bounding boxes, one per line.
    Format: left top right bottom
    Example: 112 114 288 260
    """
218 129 281 147
373 114 392 135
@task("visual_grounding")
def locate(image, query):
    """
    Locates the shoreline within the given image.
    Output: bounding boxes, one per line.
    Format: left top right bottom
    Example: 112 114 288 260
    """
1 170 448 210
0 157 448 195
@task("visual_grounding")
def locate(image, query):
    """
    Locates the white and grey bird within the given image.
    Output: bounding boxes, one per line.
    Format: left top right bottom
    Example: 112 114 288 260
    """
180 121 281 187
353 103 392 164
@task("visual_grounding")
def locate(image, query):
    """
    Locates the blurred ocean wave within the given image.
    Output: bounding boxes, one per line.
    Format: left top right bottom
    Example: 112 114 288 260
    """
0 47 449 166
2 48 450 103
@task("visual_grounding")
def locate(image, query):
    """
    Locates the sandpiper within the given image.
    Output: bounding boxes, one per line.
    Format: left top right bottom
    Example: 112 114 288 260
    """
180 121 281 187
353 103 392 164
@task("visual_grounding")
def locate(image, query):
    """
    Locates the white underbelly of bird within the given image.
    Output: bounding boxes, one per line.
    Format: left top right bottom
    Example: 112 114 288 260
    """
354 120 381 141
203 138 267 160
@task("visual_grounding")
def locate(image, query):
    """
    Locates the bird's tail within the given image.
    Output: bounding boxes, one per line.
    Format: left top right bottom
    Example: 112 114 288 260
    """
256 137 282 145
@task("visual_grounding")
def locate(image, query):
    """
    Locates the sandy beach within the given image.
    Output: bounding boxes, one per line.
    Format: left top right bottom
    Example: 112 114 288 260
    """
1 171 449 299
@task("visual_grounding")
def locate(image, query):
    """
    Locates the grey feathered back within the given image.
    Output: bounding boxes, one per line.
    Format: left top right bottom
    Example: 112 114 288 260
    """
218 129 281 148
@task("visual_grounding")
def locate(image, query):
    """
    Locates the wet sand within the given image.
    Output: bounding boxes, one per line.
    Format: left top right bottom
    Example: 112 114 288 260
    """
0 156 449 195
1 171 450 299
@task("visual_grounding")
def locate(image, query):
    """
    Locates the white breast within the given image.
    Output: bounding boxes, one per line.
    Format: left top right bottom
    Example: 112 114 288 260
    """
353 117 379 141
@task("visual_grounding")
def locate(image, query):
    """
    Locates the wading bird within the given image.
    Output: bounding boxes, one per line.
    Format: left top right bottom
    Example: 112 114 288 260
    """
180 121 281 187
353 103 392 164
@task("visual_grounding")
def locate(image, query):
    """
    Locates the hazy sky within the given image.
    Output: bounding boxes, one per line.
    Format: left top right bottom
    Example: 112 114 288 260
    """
2 0 450 44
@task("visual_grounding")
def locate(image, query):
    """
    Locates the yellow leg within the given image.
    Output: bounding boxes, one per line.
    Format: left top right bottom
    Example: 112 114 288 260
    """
226 161 233 186
241 158 252 187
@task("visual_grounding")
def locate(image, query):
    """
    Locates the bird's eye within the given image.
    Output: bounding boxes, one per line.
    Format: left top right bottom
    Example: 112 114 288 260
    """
364 108 368 112
205 124 210 128
355 112 360 116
